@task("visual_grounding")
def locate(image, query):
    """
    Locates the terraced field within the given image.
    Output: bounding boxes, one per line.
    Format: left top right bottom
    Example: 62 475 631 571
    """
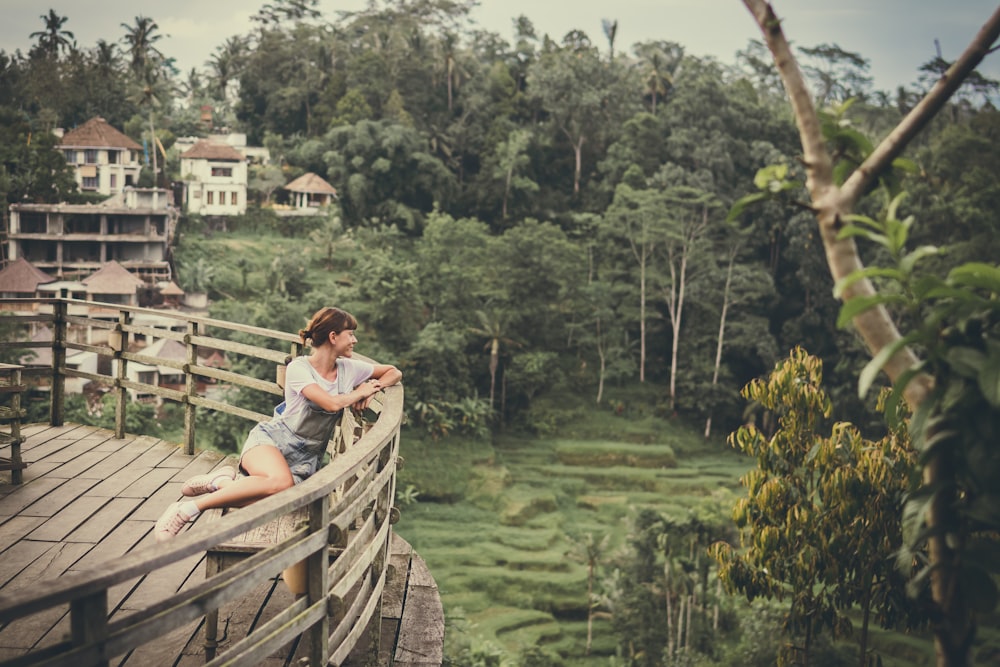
394 432 748 664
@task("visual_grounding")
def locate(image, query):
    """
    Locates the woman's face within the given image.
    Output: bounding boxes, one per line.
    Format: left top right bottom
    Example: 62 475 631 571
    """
331 329 358 356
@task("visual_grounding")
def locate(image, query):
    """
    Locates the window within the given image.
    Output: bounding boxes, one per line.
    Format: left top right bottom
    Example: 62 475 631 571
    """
206 191 214 205
219 191 225 205
64 150 76 163
82 176 98 190
108 151 119 165
211 166 233 178
84 149 98 164
110 174 117 190
231 191 238 205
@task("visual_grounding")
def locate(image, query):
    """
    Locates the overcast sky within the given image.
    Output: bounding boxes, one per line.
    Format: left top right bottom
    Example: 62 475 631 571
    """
2 0 998 93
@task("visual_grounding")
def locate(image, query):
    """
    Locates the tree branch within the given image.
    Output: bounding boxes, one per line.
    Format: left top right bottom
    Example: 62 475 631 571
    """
741 0 931 409
840 5 1000 206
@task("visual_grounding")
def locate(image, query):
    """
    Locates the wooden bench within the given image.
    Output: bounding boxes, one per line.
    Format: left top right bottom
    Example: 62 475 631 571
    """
0 364 27 485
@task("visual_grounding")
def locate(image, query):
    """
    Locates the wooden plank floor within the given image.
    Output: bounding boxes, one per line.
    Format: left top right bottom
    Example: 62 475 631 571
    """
0 422 303 667
0 423 444 667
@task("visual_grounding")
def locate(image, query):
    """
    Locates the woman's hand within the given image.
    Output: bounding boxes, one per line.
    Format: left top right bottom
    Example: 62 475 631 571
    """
353 378 382 410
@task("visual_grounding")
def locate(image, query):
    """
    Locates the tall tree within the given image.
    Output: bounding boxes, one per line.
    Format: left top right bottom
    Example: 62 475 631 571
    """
30 10 75 58
602 182 666 383
527 39 626 196
633 41 684 115
656 181 717 412
121 16 165 76
469 309 516 410
491 128 537 221
567 532 609 655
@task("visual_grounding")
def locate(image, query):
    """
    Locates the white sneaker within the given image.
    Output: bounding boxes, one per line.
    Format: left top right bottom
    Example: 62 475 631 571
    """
181 466 237 496
154 502 194 542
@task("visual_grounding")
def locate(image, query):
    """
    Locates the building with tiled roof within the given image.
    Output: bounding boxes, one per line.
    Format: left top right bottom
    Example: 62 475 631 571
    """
83 260 145 304
179 140 248 216
58 117 143 196
284 172 338 211
0 258 56 297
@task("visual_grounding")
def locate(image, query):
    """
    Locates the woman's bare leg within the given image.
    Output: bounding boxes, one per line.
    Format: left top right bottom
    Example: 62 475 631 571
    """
192 445 295 512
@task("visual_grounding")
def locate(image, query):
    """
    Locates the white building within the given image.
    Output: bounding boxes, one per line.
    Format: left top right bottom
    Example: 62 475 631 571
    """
179 140 248 216
174 132 270 165
58 117 143 196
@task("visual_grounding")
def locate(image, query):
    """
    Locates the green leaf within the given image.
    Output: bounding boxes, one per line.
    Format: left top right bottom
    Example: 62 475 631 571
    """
836 294 905 328
900 245 939 274
727 192 769 222
978 351 1000 407
886 191 907 222
922 284 980 301
834 126 874 157
833 267 906 299
832 160 853 186
842 213 882 230
859 335 917 398
946 347 987 377
835 226 889 246
891 157 919 174
948 262 1000 293
884 364 924 430
753 164 788 191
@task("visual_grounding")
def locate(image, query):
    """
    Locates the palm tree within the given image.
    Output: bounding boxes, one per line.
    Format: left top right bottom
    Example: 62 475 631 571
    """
469 310 517 410
208 36 248 102
121 16 165 75
30 10 75 58
634 41 684 114
601 18 618 60
93 39 118 71
127 66 164 188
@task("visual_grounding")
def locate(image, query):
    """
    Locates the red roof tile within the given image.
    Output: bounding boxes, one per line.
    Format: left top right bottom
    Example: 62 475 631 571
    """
181 140 244 161
82 261 145 294
60 117 142 151
285 172 337 195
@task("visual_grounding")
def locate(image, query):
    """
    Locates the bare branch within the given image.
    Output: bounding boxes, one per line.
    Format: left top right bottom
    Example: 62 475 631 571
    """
841 5 1000 205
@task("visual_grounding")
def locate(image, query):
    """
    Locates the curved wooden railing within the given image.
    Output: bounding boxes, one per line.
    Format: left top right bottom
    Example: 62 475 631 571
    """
0 298 404 666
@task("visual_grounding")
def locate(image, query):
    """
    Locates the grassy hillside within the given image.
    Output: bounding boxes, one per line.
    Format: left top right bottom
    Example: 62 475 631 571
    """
394 393 747 665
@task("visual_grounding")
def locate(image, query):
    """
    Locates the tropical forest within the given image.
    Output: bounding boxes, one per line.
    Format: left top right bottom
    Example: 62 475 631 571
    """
1 0 999 665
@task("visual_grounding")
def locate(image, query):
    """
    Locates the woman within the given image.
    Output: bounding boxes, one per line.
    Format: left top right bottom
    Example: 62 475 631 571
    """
154 307 402 542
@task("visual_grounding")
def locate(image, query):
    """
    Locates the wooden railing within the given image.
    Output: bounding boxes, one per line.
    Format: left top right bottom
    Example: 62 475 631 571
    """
0 298 404 666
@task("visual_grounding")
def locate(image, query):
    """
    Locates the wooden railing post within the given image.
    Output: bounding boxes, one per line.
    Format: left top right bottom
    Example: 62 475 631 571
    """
307 493 331 665
183 321 199 455
50 300 67 426
70 589 109 667
366 435 398 666
113 311 130 439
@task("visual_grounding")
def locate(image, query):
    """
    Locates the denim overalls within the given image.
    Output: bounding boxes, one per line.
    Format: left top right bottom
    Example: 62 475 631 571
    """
241 362 343 482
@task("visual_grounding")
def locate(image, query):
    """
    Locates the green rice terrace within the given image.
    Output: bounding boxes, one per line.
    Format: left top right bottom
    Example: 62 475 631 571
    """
393 395 750 666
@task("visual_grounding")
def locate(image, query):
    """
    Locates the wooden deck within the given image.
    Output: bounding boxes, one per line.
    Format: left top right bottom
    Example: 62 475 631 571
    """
0 422 442 666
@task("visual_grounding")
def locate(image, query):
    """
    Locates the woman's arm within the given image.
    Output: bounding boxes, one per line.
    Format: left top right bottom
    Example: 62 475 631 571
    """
370 363 402 388
300 379 381 413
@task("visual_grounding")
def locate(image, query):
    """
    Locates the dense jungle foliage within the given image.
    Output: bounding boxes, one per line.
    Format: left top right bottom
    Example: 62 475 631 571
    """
3 1 999 665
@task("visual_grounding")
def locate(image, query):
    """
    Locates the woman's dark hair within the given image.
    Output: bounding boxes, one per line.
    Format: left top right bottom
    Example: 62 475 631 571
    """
299 307 358 347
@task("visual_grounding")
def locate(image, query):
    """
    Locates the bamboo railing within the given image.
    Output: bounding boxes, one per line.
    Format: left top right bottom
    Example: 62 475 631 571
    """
0 298 404 666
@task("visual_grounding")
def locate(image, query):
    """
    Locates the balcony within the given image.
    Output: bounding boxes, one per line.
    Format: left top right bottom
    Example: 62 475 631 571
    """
0 298 442 666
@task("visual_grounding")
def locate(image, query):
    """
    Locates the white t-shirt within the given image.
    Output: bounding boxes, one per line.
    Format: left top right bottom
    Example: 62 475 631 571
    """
281 356 374 419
